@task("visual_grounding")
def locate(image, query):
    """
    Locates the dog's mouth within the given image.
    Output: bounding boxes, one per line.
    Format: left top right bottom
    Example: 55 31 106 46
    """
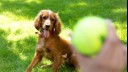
43 29 50 38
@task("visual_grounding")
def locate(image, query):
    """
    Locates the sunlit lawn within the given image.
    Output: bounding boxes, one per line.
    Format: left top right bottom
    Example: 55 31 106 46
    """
0 0 127 72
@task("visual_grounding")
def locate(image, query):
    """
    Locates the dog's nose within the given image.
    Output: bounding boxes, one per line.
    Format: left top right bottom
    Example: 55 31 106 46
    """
46 25 50 28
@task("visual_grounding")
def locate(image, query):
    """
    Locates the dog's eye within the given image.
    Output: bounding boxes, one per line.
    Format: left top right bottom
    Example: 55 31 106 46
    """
51 18 55 21
42 16 47 20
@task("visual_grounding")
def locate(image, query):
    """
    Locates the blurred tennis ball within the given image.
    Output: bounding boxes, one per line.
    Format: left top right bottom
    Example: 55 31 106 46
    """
72 16 107 57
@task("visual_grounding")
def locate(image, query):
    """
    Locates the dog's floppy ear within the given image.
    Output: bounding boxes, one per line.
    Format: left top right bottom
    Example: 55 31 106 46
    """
54 13 61 35
34 11 43 30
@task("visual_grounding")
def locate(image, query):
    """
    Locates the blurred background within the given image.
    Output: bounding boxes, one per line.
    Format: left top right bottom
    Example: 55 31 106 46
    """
0 0 127 72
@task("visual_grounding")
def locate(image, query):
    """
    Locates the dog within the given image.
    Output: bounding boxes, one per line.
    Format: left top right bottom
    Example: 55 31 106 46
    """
26 10 79 72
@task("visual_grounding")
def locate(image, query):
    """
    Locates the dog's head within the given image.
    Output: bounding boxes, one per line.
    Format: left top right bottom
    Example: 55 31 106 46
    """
34 10 61 38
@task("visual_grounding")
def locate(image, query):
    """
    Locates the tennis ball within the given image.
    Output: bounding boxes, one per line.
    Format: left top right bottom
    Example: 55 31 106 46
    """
72 16 107 57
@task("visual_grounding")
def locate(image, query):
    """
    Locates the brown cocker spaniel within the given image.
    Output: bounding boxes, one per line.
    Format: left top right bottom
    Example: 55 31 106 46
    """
26 10 79 72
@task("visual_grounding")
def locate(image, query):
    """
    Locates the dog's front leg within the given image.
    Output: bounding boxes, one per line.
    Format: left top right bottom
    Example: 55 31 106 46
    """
26 46 44 72
52 54 62 72
26 37 45 72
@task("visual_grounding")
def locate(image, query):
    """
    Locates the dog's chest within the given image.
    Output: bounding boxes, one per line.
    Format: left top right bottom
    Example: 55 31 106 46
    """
36 38 45 50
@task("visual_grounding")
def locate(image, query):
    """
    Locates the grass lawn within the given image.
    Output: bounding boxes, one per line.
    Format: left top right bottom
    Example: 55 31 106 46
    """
0 0 127 72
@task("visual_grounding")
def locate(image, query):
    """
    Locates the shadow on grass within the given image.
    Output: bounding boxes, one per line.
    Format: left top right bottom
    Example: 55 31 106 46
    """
0 0 127 28
0 28 37 72
32 63 77 72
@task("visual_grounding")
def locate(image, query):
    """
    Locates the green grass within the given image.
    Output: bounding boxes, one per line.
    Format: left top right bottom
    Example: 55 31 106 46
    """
0 0 127 72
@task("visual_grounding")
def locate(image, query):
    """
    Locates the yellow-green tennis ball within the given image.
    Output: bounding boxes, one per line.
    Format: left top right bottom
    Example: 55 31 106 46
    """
72 16 107 57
